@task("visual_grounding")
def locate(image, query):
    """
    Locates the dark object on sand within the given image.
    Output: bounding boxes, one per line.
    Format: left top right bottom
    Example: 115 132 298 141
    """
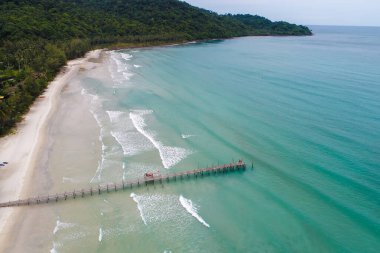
3 162 7 164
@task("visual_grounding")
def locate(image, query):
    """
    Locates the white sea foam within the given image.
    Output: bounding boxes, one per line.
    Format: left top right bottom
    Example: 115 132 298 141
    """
53 219 76 235
111 53 126 72
130 193 196 228
181 134 196 139
121 53 133 61
106 111 125 124
130 193 147 225
111 131 153 156
98 227 103 242
179 195 210 228
115 60 124 73
108 51 139 88
90 138 104 183
122 71 134 80
109 51 136 85
90 141 107 183
129 110 192 168
81 88 100 106
81 90 111 183
159 146 192 168
90 109 103 129
82 90 103 130
80 91 106 183
133 64 142 68
50 242 62 253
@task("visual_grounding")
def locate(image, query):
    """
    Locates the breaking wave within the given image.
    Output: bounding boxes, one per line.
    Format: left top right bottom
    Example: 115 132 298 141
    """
98 227 103 242
130 193 147 225
53 219 77 235
179 195 210 228
129 110 192 168
106 111 124 124
121 53 133 61
181 134 196 139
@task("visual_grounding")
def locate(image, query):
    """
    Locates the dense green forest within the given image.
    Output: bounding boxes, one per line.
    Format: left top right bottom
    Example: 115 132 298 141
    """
0 0 312 135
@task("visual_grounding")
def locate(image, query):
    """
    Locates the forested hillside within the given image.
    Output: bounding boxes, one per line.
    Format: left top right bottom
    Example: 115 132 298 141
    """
0 0 312 135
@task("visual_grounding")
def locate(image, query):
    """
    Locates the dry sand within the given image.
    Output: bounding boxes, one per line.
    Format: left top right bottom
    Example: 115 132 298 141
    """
0 49 102 249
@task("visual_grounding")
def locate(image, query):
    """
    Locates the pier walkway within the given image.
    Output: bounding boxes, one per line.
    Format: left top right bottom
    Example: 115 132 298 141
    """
0 161 247 208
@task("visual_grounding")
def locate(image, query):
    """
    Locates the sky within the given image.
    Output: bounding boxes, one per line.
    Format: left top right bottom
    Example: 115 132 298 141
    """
185 0 380 27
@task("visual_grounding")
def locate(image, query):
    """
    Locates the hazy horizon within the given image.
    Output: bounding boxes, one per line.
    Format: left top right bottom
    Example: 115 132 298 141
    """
185 0 380 27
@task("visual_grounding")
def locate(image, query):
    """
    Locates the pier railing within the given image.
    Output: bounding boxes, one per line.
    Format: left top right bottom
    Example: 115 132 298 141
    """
0 161 247 208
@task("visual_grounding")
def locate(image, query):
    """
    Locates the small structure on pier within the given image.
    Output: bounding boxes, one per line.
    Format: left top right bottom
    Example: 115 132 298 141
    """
144 170 161 179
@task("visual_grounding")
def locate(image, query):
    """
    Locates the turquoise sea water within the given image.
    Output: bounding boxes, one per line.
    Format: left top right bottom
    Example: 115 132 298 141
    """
51 26 380 252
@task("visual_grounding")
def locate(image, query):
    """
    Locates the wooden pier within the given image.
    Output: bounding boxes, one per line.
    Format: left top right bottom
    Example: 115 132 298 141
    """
0 161 247 208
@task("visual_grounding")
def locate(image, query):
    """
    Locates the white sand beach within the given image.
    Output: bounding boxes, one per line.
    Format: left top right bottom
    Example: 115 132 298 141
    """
0 49 102 249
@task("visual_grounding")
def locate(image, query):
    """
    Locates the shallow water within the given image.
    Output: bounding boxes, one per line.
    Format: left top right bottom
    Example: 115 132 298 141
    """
8 26 380 252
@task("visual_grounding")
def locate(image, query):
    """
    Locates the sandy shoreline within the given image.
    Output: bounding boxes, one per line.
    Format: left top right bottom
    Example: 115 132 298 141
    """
0 49 102 250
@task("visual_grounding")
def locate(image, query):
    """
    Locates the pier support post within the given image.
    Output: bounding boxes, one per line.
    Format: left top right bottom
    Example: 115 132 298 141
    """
90 188 93 196
73 190 76 199
64 192 67 200
82 189 84 198
122 180 125 190
107 184 109 193
114 184 117 191
98 185 101 195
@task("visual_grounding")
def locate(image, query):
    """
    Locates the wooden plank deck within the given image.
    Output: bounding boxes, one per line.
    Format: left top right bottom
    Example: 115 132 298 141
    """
0 161 247 208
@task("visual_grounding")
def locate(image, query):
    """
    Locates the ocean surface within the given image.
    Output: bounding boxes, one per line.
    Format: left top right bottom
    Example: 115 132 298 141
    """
12 26 380 252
